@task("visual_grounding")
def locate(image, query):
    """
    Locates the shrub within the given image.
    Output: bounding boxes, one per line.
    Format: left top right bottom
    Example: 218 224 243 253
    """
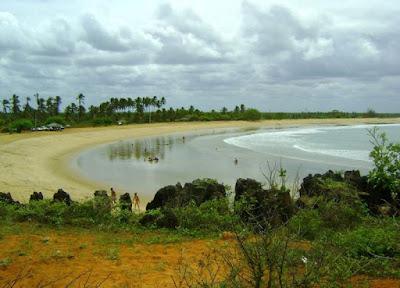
45 116 66 126
288 200 367 240
91 117 113 126
241 108 262 121
368 127 400 202
175 198 235 232
333 225 400 259
8 119 33 133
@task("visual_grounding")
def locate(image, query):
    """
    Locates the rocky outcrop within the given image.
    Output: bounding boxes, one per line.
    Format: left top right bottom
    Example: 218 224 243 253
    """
93 190 112 212
94 190 108 198
298 170 398 214
234 178 295 227
146 185 179 210
234 178 263 202
29 192 43 202
53 189 72 205
146 179 226 210
119 193 132 211
0 192 19 205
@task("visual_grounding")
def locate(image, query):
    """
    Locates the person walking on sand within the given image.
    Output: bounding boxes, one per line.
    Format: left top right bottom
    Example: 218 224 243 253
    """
110 187 117 205
133 193 140 212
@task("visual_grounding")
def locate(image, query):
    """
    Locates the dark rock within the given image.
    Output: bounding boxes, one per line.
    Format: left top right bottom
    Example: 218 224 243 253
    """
93 190 112 212
94 190 108 198
298 169 398 215
146 185 179 210
299 170 351 199
119 193 132 211
234 178 295 228
146 179 226 210
139 213 158 226
29 192 43 202
156 209 179 229
53 189 72 205
234 178 263 202
344 170 368 191
0 192 17 205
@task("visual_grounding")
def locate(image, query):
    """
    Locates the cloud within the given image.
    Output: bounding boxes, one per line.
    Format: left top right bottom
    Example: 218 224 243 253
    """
0 1 399 112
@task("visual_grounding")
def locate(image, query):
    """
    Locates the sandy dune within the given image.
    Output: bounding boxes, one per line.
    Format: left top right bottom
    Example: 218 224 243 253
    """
1 118 399 202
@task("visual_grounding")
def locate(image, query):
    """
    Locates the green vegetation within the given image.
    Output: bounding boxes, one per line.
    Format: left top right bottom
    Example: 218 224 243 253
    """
0 131 399 286
7 119 33 133
1 93 399 132
368 127 400 199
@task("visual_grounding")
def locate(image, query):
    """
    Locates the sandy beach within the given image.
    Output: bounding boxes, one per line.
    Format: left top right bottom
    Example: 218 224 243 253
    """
1 118 399 202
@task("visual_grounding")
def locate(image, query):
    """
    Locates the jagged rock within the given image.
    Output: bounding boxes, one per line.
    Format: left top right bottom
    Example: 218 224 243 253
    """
234 178 295 227
29 191 43 202
178 179 226 206
146 185 179 210
119 193 132 211
53 189 72 205
299 170 343 198
146 179 226 210
94 190 108 198
0 192 18 205
93 190 111 212
234 178 263 202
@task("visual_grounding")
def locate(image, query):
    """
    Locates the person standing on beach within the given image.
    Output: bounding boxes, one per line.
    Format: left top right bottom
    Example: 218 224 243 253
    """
110 187 117 205
133 193 140 212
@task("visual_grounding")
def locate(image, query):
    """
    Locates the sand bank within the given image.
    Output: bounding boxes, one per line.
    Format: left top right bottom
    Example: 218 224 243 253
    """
1 118 399 202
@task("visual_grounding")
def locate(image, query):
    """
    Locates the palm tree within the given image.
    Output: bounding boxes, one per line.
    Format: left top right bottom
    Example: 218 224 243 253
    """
55 96 62 115
2 99 10 114
11 94 21 116
46 97 54 115
76 93 85 121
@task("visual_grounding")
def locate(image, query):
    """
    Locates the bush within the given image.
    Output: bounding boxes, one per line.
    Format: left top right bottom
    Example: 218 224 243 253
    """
8 119 33 133
288 200 367 240
368 127 400 202
45 116 66 126
174 198 235 232
91 117 113 126
241 108 262 121
333 224 400 259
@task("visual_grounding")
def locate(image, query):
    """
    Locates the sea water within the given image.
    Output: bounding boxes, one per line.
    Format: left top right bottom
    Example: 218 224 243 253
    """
72 124 400 202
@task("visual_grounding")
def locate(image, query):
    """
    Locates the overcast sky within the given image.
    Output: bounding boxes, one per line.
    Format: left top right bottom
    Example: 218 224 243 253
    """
1 0 399 112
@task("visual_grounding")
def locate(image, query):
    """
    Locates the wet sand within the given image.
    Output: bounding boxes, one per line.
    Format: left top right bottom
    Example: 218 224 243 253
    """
1 118 399 202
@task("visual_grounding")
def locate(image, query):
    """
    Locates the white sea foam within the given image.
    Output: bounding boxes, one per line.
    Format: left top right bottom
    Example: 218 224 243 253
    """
224 124 400 162
293 144 371 162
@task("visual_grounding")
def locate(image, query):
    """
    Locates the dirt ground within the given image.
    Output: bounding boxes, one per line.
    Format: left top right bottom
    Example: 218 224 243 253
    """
0 225 398 288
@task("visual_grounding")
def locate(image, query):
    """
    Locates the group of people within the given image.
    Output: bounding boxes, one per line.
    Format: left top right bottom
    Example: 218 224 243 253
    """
110 187 140 211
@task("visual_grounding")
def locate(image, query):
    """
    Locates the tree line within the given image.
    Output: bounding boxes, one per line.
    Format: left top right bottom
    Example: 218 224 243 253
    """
0 93 398 132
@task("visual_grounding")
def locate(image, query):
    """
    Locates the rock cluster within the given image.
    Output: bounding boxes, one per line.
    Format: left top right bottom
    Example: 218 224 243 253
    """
146 178 226 210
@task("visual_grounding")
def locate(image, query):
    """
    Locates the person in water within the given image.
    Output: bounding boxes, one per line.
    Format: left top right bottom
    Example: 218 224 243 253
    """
133 193 140 211
110 187 117 204
234 158 238 165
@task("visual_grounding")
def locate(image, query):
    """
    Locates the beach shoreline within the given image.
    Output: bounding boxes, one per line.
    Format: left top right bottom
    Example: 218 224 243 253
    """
1 118 399 202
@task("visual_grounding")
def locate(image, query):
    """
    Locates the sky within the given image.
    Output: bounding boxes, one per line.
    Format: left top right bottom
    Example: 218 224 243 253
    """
0 0 399 112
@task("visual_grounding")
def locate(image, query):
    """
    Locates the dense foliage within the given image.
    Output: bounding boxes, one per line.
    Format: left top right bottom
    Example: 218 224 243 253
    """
1 94 399 131
368 127 400 200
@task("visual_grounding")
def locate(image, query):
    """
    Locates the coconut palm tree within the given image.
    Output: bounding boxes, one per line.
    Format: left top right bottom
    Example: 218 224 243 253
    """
11 94 21 116
76 93 85 121
2 99 10 114
55 96 62 115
